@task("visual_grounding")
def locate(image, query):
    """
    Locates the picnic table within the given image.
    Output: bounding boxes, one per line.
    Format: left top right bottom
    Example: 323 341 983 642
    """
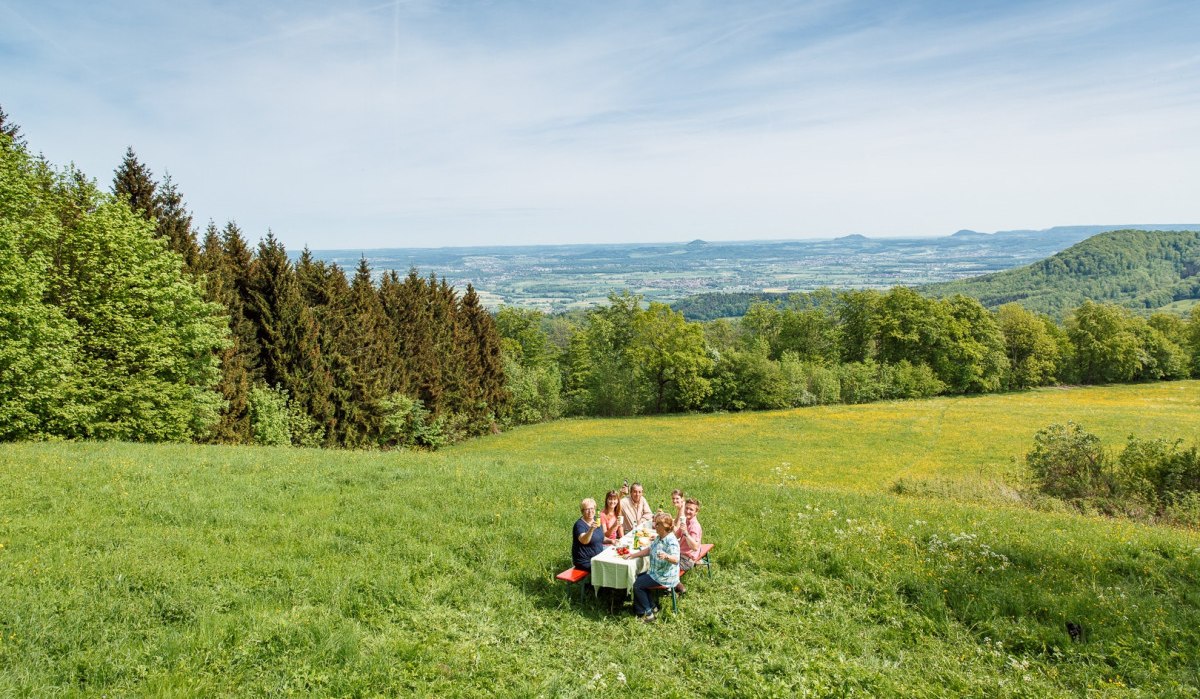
589 526 656 591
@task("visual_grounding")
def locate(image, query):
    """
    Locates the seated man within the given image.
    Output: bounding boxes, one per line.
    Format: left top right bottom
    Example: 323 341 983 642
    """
620 482 653 532
572 498 605 573
674 497 703 594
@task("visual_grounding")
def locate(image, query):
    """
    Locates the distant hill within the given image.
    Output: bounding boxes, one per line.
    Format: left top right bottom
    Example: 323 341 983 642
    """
925 229 1200 319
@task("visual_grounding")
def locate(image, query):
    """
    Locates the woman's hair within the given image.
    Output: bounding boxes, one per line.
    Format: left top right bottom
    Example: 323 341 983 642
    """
604 490 620 514
579 497 596 512
671 488 684 499
653 512 674 530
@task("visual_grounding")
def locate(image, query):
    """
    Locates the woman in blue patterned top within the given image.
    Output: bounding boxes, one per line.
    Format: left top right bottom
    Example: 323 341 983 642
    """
622 512 680 622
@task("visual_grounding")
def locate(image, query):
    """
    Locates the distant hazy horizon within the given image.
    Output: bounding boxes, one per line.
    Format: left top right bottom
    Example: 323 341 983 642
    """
4 1 1198 250
302 223 1200 253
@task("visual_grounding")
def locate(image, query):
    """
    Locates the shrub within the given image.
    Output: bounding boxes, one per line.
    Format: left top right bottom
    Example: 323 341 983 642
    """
778 353 839 407
249 386 291 447
1025 425 1200 524
838 361 883 404
879 360 946 399
504 356 564 426
380 394 446 449
1025 422 1107 500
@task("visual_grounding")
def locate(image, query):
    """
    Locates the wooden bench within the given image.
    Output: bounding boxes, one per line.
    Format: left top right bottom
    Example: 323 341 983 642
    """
556 567 589 603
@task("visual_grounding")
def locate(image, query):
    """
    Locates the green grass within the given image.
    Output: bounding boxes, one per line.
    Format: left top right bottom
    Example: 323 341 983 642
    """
2 383 1200 696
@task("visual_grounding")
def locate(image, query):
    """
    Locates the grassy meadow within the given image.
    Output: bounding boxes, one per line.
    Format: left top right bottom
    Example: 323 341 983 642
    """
2 382 1200 696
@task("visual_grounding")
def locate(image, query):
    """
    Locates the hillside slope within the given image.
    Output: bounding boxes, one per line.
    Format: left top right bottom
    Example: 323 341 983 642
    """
925 229 1200 319
2 383 1199 695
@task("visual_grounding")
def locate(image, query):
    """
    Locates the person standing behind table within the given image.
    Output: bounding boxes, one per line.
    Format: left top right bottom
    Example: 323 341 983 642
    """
673 497 703 595
620 482 653 532
572 498 605 574
599 490 624 545
623 512 679 622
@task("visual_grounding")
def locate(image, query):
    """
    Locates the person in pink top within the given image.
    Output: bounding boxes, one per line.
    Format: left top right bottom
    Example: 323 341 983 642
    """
673 497 703 595
599 489 624 545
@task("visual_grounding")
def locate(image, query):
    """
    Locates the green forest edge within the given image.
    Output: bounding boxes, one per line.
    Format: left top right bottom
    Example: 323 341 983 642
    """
4 107 1200 450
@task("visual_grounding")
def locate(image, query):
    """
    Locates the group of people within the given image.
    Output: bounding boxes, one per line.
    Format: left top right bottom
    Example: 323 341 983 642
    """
571 482 704 622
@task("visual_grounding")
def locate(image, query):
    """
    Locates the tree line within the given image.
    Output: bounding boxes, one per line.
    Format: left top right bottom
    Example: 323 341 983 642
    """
499 288 1200 422
1 110 506 447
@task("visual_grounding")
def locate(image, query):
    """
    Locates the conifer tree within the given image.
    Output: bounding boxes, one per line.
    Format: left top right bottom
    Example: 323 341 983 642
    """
336 258 396 446
196 221 258 443
0 104 26 150
154 173 200 271
245 233 333 444
383 270 439 410
301 254 354 446
432 276 463 418
457 284 508 430
112 147 160 221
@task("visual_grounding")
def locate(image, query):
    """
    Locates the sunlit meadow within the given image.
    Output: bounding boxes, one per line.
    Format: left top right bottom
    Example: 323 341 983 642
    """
1 382 1198 696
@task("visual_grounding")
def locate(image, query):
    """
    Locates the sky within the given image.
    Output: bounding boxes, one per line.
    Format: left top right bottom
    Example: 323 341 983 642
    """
2 0 1198 250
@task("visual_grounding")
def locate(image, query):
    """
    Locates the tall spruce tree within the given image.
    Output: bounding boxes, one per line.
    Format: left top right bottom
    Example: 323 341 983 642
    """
432 276 463 417
301 253 354 446
336 258 396 446
196 221 259 443
377 271 414 399
385 270 439 410
457 284 507 430
154 173 200 271
0 105 26 150
112 147 160 221
245 233 333 444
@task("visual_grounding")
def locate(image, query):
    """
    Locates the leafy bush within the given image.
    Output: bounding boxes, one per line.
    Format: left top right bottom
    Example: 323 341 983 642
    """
503 356 564 425
1026 424 1200 523
1025 422 1106 500
249 386 291 447
380 394 446 449
780 354 840 406
837 360 883 404
706 340 788 411
879 360 946 399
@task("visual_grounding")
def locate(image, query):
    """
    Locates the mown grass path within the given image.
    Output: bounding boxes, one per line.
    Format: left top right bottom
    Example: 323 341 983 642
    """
1 382 1198 696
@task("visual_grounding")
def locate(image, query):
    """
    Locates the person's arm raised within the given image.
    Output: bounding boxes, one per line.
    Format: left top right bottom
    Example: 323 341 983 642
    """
577 519 600 545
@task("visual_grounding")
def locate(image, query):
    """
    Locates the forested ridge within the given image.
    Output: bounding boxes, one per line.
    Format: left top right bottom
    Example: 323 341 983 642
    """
674 228 1200 321
926 228 1200 318
0 109 507 447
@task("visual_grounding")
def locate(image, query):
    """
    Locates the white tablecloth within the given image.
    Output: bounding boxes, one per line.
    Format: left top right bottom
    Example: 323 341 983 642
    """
589 530 655 591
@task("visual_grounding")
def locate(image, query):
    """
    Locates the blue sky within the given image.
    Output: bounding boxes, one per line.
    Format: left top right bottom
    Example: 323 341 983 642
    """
2 0 1198 249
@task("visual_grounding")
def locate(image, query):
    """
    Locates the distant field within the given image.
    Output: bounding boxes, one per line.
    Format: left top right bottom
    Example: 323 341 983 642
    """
310 228 1108 312
1159 298 1200 315
2 382 1199 695
456 381 1200 492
